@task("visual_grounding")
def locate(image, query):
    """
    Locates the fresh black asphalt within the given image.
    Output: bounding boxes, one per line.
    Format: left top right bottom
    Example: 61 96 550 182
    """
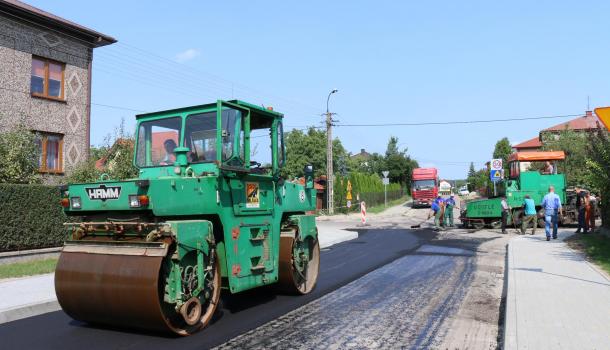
0 228 448 350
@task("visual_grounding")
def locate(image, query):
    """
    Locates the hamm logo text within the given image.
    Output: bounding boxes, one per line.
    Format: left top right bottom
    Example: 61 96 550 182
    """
86 185 121 201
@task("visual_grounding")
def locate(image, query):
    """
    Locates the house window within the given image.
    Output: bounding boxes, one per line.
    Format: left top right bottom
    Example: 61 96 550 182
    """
35 133 63 173
31 56 65 100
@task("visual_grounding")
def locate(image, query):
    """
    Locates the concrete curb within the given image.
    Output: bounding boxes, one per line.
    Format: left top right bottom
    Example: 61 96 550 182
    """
0 299 60 324
0 247 62 265
503 237 517 350
319 230 358 249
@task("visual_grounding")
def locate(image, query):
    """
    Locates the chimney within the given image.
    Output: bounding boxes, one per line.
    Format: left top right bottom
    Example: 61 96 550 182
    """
585 110 593 117
361 148 365 154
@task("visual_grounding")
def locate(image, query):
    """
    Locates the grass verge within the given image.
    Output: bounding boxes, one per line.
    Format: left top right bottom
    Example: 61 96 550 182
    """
566 233 610 275
367 195 409 214
0 258 58 280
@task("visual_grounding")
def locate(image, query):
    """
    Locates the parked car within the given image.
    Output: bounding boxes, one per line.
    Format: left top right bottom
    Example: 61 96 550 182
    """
458 186 469 196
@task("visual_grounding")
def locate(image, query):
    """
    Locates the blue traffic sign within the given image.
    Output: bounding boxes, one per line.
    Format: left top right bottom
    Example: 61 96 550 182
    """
490 169 503 182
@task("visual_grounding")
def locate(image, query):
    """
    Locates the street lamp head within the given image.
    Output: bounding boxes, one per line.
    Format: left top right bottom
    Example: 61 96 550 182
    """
331 89 338 94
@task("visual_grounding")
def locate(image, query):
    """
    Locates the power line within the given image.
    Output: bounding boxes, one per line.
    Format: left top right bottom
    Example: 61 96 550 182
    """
91 103 147 113
336 114 583 127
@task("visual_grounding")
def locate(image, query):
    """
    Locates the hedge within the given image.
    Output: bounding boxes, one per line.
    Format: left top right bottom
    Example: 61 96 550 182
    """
333 172 404 213
0 184 68 252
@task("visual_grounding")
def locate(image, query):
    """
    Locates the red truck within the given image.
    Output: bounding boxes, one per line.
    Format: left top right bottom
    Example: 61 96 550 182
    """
411 168 439 207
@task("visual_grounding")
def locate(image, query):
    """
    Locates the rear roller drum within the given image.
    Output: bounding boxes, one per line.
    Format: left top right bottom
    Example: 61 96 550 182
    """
278 228 320 294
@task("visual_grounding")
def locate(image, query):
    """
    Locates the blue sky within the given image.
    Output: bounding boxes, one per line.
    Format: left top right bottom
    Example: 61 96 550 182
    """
28 0 610 178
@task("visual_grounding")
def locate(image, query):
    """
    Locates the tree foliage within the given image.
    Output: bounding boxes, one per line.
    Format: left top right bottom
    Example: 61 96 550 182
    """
283 127 349 179
541 128 590 187
467 162 476 179
467 168 488 193
493 137 512 172
383 136 418 185
0 125 40 184
586 127 610 228
67 119 138 183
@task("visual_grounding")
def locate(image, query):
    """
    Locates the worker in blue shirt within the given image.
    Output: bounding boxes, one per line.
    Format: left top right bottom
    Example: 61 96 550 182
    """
444 195 457 227
428 197 444 230
541 185 563 241
521 194 537 235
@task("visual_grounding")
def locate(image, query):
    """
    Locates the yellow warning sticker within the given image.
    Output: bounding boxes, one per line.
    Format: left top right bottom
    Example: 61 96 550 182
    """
246 182 260 208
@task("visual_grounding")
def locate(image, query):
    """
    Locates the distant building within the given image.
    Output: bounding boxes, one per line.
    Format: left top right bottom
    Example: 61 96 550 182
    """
351 148 372 169
513 111 601 152
439 180 451 195
351 148 371 160
94 138 134 171
0 0 115 183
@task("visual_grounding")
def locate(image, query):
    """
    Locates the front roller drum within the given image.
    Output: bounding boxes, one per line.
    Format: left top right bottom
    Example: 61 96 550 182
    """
278 228 320 294
55 250 221 335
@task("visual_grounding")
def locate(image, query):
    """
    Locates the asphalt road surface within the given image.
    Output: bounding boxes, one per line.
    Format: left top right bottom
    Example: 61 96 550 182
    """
0 228 478 350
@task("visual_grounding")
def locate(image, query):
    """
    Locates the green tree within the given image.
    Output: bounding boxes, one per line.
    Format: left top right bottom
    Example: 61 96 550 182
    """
467 162 476 178
586 127 610 228
493 137 512 172
283 127 349 179
382 136 418 185
68 119 138 183
0 126 40 184
541 128 590 187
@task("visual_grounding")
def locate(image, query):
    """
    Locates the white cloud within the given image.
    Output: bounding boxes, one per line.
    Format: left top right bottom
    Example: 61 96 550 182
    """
174 48 200 63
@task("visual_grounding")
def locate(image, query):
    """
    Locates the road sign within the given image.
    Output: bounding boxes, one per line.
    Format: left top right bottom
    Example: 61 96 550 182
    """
490 169 503 182
594 107 610 131
346 180 353 200
382 177 390 185
382 170 389 178
346 200 352 208
491 159 503 170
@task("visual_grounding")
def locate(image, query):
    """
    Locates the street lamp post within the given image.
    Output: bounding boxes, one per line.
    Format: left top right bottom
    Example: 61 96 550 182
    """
326 89 338 214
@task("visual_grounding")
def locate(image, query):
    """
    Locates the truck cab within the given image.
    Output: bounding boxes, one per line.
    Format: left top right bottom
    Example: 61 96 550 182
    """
411 168 439 207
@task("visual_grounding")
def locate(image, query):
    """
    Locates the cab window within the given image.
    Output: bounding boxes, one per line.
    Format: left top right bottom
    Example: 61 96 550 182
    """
184 108 244 165
136 117 181 167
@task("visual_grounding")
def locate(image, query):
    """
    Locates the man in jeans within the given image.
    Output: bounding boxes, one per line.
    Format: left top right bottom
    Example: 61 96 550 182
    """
541 185 563 241
521 194 537 235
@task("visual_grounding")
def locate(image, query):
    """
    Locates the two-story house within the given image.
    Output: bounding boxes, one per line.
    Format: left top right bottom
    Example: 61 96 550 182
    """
0 0 115 183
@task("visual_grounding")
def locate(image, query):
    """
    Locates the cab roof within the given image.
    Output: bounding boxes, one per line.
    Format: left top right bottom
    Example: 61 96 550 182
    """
135 99 284 120
508 151 565 162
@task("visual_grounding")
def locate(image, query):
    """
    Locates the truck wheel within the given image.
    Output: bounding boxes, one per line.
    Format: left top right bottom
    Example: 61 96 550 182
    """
473 222 485 230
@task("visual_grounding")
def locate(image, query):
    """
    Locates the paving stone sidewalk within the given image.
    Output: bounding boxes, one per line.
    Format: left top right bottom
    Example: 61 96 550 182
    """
504 229 610 350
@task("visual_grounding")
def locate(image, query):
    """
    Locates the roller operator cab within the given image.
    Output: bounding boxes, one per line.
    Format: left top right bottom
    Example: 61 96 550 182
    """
461 151 567 229
55 100 320 335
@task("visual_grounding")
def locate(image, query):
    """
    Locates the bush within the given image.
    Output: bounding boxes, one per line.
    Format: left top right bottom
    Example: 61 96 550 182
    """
0 126 40 184
0 184 68 251
333 172 404 213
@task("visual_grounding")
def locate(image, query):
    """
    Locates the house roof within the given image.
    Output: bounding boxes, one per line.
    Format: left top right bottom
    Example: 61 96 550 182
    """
542 113 600 132
95 138 134 170
351 148 371 159
512 136 542 149
0 0 116 47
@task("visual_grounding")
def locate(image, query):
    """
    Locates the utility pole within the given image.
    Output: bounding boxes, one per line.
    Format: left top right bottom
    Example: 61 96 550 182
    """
326 89 338 214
